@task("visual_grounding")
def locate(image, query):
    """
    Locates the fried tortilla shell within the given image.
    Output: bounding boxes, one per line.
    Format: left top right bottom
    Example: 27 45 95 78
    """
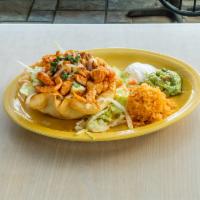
28 83 116 119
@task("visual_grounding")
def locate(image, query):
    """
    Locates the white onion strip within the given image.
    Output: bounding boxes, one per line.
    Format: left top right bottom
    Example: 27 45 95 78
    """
25 93 36 105
75 129 87 136
109 115 126 127
87 108 108 124
18 79 31 84
17 60 32 71
54 41 64 52
53 64 76 78
75 129 95 140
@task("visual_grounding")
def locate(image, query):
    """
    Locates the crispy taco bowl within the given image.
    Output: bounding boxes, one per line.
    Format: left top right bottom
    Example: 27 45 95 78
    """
3 48 200 142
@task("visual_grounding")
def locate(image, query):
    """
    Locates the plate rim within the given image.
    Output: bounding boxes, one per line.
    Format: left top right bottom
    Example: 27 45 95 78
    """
3 47 200 142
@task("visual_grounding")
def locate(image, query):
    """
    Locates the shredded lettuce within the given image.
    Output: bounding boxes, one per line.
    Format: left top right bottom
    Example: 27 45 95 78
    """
112 67 122 78
19 66 43 98
19 82 35 97
115 86 129 106
112 67 129 84
71 82 85 93
75 103 125 133
75 119 87 132
87 119 109 132
26 66 43 86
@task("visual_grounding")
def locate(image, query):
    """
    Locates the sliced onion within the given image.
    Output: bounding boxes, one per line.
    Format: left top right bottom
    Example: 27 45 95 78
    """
75 129 95 140
85 132 95 140
75 129 87 135
53 64 76 78
17 60 32 71
88 107 108 123
17 92 26 103
75 119 86 131
25 93 36 105
54 41 64 52
109 114 126 127
124 111 134 129
18 79 31 84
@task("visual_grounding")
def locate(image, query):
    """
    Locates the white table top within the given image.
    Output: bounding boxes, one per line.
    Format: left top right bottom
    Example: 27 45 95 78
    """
0 24 200 200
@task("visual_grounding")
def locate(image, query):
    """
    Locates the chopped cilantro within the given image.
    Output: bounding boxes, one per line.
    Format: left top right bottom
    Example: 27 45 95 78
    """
50 53 80 75
65 54 80 64
55 56 61 62
50 62 58 74
55 56 65 62
61 71 69 80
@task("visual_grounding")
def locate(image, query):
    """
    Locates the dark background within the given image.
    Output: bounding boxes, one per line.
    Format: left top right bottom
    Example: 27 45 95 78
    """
0 0 199 23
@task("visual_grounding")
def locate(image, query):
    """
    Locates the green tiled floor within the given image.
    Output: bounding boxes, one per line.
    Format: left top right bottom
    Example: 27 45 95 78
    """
0 0 199 23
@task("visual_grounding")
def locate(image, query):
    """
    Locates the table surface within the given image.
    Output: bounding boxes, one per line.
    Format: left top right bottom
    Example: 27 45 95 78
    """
0 24 200 200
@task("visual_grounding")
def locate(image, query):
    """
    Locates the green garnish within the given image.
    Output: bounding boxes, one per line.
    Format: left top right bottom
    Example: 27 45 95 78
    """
55 56 63 62
50 53 80 75
61 71 69 80
71 82 85 93
115 86 129 106
65 54 80 64
145 68 182 96
73 82 81 88
50 61 58 75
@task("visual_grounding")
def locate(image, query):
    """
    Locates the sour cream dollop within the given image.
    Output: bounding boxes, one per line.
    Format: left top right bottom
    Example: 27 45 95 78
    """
124 62 157 83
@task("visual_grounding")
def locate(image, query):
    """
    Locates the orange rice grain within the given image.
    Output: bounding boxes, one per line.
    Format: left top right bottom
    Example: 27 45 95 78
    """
126 83 176 127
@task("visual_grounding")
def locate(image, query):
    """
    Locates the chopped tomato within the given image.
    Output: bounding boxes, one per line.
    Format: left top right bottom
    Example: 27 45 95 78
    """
128 79 137 85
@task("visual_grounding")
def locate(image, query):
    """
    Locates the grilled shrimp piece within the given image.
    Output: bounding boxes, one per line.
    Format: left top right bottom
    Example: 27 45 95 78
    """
60 80 72 95
90 68 107 83
95 82 104 94
35 76 62 93
86 81 97 102
73 92 87 102
86 89 96 102
74 74 87 86
102 80 109 92
42 55 56 63
107 68 116 82
37 72 55 86
76 67 90 78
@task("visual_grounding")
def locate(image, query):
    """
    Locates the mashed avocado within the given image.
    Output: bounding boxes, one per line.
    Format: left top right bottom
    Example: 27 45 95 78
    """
145 68 182 96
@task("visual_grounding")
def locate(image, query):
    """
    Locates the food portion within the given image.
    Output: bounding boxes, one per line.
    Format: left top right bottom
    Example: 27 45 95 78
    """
18 51 183 134
75 102 126 133
19 50 118 119
127 83 176 127
124 62 156 83
145 68 182 96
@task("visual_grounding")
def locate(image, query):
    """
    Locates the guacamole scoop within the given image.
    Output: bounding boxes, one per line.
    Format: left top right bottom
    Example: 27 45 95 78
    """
145 68 182 96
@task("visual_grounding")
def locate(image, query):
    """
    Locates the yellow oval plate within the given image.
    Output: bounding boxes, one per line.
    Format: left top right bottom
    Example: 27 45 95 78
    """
3 48 200 142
